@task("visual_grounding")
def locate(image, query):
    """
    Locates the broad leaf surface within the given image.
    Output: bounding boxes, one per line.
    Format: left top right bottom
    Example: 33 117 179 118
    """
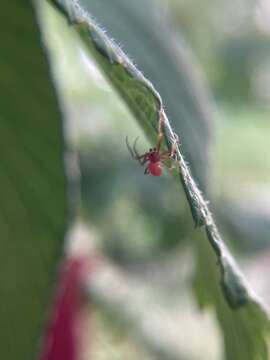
193 231 269 359
0 2 68 359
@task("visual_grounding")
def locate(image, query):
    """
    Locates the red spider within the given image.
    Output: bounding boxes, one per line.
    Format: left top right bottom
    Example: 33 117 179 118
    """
126 126 178 177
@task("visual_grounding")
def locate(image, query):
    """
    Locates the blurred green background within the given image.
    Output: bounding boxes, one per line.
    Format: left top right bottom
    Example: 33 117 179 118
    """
41 0 270 359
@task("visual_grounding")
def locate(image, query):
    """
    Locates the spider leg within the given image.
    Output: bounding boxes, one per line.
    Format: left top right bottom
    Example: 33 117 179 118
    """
156 114 165 153
159 138 178 160
171 132 179 145
160 150 175 160
160 143 179 174
169 133 179 159
126 136 136 158
133 138 151 165
160 152 171 160
170 142 177 158
144 167 150 175
126 136 149 165
132 137 142 159
160 159 176 175
157 110 180 157
126 136 144 160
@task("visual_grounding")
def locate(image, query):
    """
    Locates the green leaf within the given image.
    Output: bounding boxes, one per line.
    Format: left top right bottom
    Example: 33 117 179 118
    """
193 231 270 359
79 0 213 193
0 2 68 359
48 0 270 358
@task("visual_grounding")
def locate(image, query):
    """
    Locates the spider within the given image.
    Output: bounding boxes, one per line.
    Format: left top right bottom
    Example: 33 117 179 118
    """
126 120 178 176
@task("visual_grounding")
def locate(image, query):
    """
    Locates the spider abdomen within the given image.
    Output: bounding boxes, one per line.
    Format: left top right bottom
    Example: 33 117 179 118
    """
148 162 162 176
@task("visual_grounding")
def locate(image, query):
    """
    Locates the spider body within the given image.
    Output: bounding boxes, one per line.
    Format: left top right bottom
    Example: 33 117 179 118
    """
147 150 160 164
126 131 178 177
148 161 162 176
131 145 164 176
126 113 178 176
